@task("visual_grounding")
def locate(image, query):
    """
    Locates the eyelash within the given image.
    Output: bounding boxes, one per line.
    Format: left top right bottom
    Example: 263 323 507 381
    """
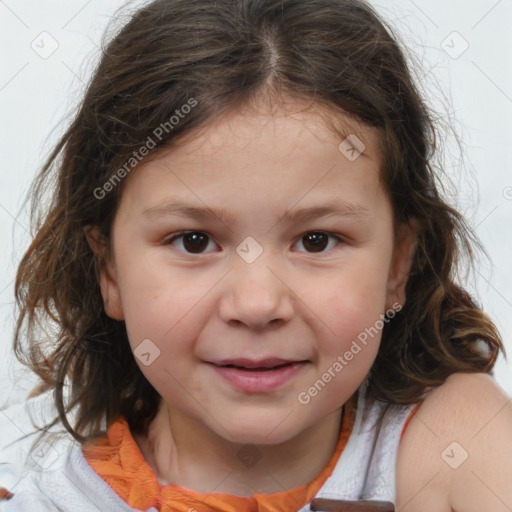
164 231 345 255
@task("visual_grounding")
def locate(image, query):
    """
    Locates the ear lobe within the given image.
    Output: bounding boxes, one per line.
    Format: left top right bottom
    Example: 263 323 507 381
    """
385 219 420 311
84 225 125 321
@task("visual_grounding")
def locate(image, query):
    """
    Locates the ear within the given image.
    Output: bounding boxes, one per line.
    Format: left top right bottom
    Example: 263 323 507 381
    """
385 219 420 310
84 225 125 321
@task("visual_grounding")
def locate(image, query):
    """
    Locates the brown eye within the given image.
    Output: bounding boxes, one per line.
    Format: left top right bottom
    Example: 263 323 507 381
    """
166 231 217 254
296 232 342 253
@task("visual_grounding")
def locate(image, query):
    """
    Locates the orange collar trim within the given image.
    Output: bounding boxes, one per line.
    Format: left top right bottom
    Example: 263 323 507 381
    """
82 397 356 512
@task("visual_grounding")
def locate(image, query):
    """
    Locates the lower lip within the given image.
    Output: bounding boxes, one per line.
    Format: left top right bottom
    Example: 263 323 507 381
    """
209 362 307 393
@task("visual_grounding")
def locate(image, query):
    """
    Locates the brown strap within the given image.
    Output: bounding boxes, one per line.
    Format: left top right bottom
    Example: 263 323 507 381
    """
310 498 394 511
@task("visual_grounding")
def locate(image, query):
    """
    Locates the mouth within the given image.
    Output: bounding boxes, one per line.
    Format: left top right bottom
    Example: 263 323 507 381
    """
209 358 307 371
206 358 309 393
217 363 295 372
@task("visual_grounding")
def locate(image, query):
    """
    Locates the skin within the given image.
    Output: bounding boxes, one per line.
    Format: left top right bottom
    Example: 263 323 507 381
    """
396 371 512 512
86 96 419 497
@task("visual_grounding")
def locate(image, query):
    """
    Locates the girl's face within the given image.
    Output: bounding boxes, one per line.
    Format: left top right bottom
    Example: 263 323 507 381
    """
94 101 416 445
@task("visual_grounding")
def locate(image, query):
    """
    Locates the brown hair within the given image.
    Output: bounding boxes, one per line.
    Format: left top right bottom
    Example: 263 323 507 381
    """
14 0 504 444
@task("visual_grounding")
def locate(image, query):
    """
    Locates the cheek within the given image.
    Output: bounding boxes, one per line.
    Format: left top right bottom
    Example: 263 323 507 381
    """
118 272 210 400
305 262 389 373
320 306 383 381
315 268 388 330
116 260 209 352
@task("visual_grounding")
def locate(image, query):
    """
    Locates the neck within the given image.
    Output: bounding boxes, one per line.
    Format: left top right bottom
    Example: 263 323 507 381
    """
133 402 344 496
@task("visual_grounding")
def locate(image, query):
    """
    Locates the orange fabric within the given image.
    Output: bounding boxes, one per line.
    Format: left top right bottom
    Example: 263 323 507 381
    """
400 402 422 441
0 487 14 500
83 396 357 512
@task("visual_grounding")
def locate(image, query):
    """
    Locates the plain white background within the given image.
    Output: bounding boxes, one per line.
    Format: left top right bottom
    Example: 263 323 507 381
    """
0 0 511 408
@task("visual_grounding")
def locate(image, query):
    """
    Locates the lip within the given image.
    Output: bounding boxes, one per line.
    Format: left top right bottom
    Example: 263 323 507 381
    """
207 360 308 393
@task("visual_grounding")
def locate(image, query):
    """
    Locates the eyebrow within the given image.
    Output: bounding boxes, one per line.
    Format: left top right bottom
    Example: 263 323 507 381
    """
142 199 371 226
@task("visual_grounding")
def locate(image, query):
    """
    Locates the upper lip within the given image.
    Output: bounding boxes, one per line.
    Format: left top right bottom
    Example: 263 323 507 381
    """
208 358 306 369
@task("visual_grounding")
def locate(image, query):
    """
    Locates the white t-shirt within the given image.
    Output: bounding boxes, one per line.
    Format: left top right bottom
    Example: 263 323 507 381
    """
0 380 417 511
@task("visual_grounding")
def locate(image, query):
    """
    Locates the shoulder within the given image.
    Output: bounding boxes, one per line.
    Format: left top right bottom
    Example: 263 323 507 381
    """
396 372 512 512
0 391 73 508
0 392 129 512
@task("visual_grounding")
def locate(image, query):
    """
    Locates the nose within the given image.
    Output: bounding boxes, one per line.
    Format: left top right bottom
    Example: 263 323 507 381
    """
217 255 294 330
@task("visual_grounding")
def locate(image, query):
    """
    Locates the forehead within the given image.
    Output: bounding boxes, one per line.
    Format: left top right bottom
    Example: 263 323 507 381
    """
155 98 382 165
117 99 387 223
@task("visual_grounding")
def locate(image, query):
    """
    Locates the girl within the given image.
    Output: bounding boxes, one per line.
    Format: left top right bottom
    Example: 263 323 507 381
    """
1 0 511 511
